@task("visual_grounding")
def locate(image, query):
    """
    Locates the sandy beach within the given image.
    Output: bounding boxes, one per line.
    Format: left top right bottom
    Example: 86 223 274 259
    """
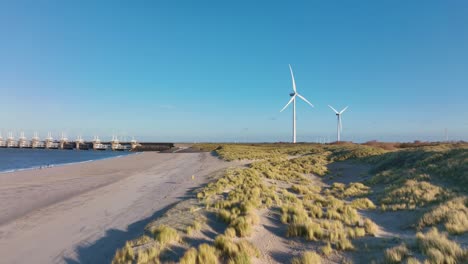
0 152 228 264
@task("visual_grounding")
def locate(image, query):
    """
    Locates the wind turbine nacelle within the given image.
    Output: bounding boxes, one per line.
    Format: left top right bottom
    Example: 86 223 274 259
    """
289 93 295 97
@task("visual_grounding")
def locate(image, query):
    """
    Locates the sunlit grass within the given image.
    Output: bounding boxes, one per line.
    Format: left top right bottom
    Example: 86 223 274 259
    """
291 251 322 264
418 196 468 234
113 142 468 264
151 224 180 246
380 180 451 211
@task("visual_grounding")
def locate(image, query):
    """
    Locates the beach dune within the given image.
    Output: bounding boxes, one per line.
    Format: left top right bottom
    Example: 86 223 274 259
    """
0 152 227 264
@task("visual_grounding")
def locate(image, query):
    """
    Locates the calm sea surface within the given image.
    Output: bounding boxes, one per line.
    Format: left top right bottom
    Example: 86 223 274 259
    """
0 148 133 173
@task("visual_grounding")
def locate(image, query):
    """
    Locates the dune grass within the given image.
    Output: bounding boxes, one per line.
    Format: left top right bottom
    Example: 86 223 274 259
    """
379 180 451 211
363 218 379 236
418 196 468 234
196 244 219 264
136 247 160 264
112 242 135 264
193 143 325 161
151 225 180 246
327 143 387 162
350 198 376 209
384 243 409 263
113 143 468 264
368 144 467 190
214 235 260 262
186 219 203 235
321 242 333 256
327 182 371 199
180 247 198 264
291 251 322 264
416 228 466 264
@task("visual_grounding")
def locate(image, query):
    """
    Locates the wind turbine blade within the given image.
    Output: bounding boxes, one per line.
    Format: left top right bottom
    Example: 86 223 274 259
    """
289 64 296 92
339 106 349 114
280 95 296 112
328 105 339 114
296 94 314 107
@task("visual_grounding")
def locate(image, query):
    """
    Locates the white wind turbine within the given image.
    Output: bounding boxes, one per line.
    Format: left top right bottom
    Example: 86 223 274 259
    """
280 64 314 143
328 105 349 142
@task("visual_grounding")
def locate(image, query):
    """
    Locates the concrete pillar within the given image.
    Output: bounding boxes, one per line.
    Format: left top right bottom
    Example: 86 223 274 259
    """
45 140 52 149
131 142 138 150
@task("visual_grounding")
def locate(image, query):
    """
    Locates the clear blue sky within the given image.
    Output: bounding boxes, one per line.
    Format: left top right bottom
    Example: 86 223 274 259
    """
0 0 467 142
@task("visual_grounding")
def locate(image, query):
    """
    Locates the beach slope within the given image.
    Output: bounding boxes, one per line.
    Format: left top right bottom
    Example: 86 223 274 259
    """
0 152 227 264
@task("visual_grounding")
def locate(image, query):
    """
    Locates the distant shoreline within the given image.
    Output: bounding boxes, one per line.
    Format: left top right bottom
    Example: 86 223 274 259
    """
0 150 139 174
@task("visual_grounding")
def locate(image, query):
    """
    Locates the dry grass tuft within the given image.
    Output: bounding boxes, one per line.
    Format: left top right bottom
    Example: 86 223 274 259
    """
303 201 324 218
327 182 371 198
180 247 198 264
418 196 468 234
186 219 203 235
214 235 259 263
180 244 220 264
136 247 160 264
343 182 371 197
197 244 219 264
328 144 387 161
384 243 409 263
405 257 421 264
215 235 239 257
321 242 333 256
224 227 237 238
151 225 180 245
416 228 465 264
364 218 379 236
380 180 451 210
291 251 322 264
112 242 135 264
237 240 260 258
350 198 376 209
127 235 153 247
281 204 309 224
287 221 324 241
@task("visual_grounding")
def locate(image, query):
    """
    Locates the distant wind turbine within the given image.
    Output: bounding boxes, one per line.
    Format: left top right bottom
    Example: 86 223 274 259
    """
328 105 349 142
280 64 314 143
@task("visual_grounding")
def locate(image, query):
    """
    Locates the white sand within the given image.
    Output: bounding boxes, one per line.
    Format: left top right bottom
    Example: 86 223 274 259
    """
0 152 228 264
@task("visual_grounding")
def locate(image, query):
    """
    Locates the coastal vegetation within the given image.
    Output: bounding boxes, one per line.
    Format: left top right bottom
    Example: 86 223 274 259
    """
112 142 467 263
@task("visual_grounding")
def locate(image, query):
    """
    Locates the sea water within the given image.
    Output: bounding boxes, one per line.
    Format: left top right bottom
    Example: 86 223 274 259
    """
0 148 133 173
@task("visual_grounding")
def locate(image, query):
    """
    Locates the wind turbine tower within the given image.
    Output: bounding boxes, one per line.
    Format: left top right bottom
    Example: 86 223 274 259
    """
328 105 349 142
280 65 314 143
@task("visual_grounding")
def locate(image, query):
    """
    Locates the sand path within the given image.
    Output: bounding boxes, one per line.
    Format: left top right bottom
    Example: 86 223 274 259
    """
0 152 228 264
